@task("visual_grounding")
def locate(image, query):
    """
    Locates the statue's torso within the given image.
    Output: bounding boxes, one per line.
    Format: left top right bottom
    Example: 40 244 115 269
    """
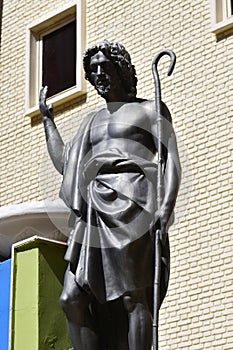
90 101 157 160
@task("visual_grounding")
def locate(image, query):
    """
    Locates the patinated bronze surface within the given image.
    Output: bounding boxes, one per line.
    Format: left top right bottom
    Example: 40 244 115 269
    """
39 40 181 350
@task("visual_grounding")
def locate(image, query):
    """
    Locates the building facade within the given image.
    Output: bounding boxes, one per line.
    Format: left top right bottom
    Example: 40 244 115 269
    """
0 0 232 349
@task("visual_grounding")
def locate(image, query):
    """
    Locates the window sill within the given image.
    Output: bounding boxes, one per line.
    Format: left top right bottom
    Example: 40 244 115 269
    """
25 86 87 118
211 17 233 34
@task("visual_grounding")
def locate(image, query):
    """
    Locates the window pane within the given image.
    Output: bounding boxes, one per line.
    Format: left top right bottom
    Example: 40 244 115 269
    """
42 20 76 98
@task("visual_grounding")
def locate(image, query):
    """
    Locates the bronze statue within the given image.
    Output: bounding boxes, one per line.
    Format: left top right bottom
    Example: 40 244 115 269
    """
39 40 181 350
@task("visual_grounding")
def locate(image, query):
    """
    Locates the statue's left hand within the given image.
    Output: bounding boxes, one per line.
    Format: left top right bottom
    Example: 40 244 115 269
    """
158 227 167 246
158 207 169 246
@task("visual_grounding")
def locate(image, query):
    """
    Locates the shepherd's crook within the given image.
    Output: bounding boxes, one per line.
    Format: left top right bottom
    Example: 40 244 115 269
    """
152 49 176 350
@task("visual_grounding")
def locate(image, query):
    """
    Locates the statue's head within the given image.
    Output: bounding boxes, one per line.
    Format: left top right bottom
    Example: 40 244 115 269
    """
83 40 137 98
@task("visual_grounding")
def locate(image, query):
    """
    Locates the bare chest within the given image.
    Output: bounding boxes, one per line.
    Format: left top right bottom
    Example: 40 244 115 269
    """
90 105 153 146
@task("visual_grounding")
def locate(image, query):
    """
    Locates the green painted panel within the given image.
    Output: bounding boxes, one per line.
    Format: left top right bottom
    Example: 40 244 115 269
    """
12 248 39 350
38 243 71 350
11 238 71 350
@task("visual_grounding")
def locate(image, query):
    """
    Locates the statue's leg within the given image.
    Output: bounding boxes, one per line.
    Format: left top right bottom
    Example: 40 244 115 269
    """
60 266 99 350
123 289 152 350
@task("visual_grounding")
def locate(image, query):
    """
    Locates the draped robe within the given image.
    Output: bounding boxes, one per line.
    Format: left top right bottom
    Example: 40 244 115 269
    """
60 112 170 304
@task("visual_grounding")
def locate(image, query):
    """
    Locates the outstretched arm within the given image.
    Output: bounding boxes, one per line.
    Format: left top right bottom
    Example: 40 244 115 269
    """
39 86 65 174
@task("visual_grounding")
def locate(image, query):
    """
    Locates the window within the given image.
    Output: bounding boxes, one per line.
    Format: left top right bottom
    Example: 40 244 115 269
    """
42 20 76 98
26 2 86 117
210 0 233 34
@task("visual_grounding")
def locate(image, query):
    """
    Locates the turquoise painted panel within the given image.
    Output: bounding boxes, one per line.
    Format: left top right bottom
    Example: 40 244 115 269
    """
0 259 11 350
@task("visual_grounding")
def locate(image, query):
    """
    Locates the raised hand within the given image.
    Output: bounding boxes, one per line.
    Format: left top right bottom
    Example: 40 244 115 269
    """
39 86 54 119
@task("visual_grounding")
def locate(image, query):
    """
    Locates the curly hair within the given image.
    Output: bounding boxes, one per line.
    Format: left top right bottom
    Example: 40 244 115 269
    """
83 40 137 98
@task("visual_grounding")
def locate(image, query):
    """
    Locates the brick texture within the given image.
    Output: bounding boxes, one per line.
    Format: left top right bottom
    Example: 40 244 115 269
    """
0 0 232 348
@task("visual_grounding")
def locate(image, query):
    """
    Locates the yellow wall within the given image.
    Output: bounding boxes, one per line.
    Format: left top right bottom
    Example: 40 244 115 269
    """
0 0 232 348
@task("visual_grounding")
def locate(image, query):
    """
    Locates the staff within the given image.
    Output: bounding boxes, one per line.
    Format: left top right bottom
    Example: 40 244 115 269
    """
152 49 176 350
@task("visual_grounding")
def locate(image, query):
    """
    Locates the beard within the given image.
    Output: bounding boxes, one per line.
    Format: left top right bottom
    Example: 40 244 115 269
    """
95 79 111 97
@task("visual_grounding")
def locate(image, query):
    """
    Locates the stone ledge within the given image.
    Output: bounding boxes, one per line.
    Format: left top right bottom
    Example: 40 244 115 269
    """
0 200 70 259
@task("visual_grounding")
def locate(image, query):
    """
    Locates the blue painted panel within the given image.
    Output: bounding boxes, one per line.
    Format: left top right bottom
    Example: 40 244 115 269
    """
0 259 11 350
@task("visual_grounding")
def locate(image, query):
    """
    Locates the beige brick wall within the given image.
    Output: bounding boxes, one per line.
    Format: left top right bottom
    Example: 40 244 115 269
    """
0 0 232 349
